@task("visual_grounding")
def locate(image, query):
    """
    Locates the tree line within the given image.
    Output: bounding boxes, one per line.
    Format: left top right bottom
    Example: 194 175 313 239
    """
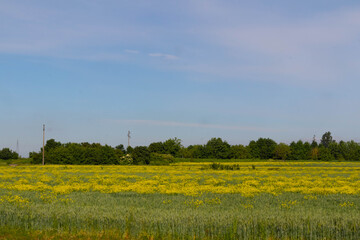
1 131 360 163
179 132 360 161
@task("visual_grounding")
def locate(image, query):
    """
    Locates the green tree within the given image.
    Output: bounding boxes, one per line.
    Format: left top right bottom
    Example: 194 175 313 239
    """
148 142 165 154
44 139 62 152
274 143 291 160
126 146 134 154
248 140 259 159
163 138 182 157
339 141 360 161
187 145 208 158
311 137 318 148
328 141 343 160
115 144 125 152
255 138 277 159
229 145 250 159
205 138 230 159
289 141 311 160
311 147 319 160
132 146 150 165
318 146 335 161
321 131 334 148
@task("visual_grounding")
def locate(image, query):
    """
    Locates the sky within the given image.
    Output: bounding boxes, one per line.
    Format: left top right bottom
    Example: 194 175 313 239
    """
1 0 360 156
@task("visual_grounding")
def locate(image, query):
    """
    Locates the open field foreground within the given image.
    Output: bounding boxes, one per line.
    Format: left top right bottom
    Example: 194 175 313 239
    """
1 162 360 239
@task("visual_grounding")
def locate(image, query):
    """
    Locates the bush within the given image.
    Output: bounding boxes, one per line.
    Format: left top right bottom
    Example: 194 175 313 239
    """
149 153 175 165
0 148 19 160
209 163 240 170
119 154 133 165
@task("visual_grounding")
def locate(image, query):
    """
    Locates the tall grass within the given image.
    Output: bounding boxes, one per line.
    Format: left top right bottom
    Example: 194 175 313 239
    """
1 191 360 239
1 162 360 239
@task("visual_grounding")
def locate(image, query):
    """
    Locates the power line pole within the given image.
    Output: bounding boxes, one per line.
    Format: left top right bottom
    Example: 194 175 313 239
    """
42 124 45 165
127 130 131 147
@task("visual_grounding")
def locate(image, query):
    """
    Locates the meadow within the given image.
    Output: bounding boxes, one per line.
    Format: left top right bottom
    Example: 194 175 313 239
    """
1 161 360 239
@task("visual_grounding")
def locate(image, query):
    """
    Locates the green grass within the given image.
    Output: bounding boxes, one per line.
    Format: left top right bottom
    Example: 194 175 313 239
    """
1 161 360 239
174 158 259 163
0 158 32 166
1 190 360 239
174 158 356 163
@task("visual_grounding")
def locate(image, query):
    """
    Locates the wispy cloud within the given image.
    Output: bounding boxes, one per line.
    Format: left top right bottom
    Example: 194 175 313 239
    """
187 4 360 85
125 49 139 54
149 53 179 60
114 119 276 132
62 53 126 62
1 0 359 86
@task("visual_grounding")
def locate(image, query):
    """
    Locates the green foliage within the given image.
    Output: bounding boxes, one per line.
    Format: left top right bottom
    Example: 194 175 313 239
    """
132 146 150 165
289 140 311 160
149 153 175 165
205 138 230 159
44 139 61 152
0 148 19 160
163 138 182 156
115 144 125 152
184 145 208 158
27 132 360 164
148 142 165 153
250 138 277 159
126 146 133 154
311 138 318 148
209 162 240 170
339 140 360 161
321 131 334 148
31 142 119 165
274 143 291 160
119 154 133 165
318 146 335 161
229 145 250 159
248 140 260 159
311 147 319 160
149 138 182 157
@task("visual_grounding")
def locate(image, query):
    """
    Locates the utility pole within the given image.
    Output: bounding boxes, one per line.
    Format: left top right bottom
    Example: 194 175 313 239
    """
127 130 131 147
42 124 45 165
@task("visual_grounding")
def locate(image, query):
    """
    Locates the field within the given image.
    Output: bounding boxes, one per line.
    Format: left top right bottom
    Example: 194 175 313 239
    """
1 161 360 239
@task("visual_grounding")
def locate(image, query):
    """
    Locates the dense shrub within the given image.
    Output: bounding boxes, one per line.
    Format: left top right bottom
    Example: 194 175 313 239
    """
209 163 240 170
149 153 175 165
0 148 19 160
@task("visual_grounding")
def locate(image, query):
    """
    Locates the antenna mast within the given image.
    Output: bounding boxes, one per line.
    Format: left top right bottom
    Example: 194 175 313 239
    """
127 130 131 147
16 139 19 157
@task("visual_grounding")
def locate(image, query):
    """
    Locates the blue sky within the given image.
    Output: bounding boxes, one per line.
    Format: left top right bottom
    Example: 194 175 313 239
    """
1 0 360 156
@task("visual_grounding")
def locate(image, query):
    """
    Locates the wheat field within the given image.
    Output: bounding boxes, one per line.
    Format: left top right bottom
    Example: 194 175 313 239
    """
1 162 360 239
